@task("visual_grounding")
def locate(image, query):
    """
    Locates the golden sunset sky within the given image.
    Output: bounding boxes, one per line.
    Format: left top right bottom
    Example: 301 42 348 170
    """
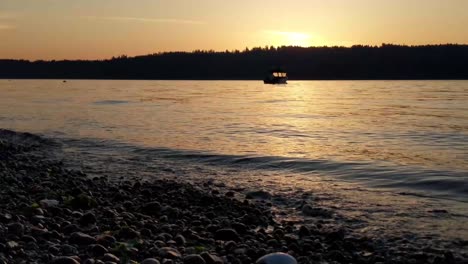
1 0 467 60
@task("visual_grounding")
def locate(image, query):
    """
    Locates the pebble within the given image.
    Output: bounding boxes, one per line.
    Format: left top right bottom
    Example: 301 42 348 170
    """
88 244 108 257
141 258 161 264
215 229 240 241
69 232 97 245
39 199 60 208
6 241 19 249
301 204 332 217
158 247 182 259
96 234 117 247
246 191 272 200
7 222 24 236
175 234 186 245
80 212 97 226
256 253 297 264
0 129 460 264
200 252 224 264
52 256 80 264
183 254 207 264
102 253 120 263
142 201 162 215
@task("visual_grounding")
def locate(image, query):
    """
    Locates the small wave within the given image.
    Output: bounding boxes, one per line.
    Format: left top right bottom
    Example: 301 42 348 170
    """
0 129 57 147
59 137 468 202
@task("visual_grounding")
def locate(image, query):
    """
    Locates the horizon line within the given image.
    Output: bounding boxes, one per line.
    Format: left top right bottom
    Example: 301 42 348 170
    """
2 43 468 62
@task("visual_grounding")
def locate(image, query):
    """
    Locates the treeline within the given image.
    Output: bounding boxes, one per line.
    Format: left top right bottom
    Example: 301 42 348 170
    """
1 44 468 80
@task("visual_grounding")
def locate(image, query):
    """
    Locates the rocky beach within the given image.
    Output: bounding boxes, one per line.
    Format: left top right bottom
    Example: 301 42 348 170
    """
1 129 466 264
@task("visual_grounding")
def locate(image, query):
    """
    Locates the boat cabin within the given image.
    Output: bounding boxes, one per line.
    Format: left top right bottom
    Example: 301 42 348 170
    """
264 68 288 84
272 72 287 78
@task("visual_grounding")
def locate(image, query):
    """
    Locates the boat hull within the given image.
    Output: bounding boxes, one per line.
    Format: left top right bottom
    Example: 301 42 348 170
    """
264 77 288 84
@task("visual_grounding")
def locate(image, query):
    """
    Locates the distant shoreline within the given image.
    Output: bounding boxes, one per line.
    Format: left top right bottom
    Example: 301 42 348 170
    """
1 45 468 80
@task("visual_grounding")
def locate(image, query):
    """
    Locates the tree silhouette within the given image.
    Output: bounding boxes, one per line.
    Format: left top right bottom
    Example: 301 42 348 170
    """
1 44 467 80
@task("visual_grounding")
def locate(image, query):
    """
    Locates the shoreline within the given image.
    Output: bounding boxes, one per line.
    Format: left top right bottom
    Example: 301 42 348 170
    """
0 129 466 263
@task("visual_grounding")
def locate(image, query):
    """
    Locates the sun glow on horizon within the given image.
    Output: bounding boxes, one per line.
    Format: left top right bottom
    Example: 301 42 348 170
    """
264 31 322 47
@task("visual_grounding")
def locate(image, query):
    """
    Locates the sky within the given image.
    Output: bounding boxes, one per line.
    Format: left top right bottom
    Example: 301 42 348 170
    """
1 0 467 60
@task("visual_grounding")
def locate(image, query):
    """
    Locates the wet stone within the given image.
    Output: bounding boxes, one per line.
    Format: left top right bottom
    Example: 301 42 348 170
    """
7 222 24 236
200 252 224 264
256 253 297 264
231 223 247 234
215 229 240 241
298 226 310 237
52 256 80 264
88 244 108 257
6 241 19 250
158 247 182 259
183 254 206 264
69 232 97 245
61 244 79 255
301 204 332 218
175 234 186 245
21 235 37 243
246 191 272 200
141 201 162 215
102 253 120 263
96 235 117 247
141 258 161 264
83 259 97 264
80 212 97 226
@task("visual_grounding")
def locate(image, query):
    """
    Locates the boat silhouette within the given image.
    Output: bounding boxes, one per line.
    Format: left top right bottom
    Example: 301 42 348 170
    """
264 67 288 84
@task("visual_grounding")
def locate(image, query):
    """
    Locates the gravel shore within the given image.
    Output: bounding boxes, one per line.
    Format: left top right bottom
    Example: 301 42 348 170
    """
0 129 465 264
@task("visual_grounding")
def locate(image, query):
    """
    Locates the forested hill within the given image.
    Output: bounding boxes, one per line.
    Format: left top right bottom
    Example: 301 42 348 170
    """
1 44 468 80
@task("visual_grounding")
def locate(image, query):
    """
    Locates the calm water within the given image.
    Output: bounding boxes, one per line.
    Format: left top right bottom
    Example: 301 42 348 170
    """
1 80 468 242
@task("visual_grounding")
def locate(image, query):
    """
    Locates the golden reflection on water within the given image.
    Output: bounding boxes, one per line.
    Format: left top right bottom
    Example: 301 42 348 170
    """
0 80 467 170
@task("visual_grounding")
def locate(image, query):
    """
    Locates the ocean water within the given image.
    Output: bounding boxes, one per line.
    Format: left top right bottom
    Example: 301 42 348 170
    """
1 79 467 243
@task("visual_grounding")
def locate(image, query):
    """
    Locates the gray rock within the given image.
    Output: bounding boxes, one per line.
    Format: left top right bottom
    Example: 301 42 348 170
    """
49 245 60 255
301 204 332 217
80 212 97 226
40 199 59 208
6 241 19 249
215 229 240 241
34 208 44 215
52 256 80 264
158 247 181 259
69 232 97 245
69 194 97 210
63 224 81 234
256 253 297 264
141 201 161 215
174 234 186 245
96 234 116 247
7 222 24 236
231 223 247 234
141 258 161 264
21 235 37 243
61 244 79 255
102 253 120 263
184 254 206 264
88 244 108 257
298 226 310 237
200 252 224 264
246 191 271 200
